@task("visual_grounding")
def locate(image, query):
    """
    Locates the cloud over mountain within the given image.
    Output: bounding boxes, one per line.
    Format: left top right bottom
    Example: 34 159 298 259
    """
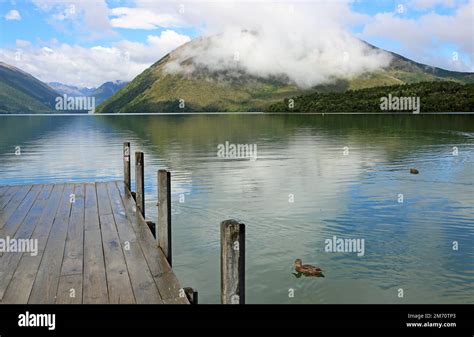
143 1 391 88
0 30 190 87
1 0 471 87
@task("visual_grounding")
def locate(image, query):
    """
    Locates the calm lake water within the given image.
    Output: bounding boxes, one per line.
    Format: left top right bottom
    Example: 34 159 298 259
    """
0 114 473 304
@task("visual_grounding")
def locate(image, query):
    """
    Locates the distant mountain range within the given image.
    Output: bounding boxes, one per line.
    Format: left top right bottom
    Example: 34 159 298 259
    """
97 37 474 113
0 61 128 113
92 81 129 105
49 80 128 105
48 82 96 97
1 35 473 114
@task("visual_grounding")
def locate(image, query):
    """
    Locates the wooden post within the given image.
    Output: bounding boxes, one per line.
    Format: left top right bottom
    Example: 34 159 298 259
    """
221 219 245 304
123 142 131 192
158 169 171 266
135 152 145 217
146 220 156 238
183 287 198 305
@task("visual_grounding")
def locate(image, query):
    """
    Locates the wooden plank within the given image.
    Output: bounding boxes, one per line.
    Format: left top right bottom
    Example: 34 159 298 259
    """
162 297 189 304
71 183 85 212
84 183 97 209
123 242 164 304
0 185 19 211
99 213 135 304
106 182 136 243
84 183 99 231
55 184 74 219
106 182 163 304
61 184 85 276
27 184 66 251
0 185 10 197
0 185 43 263
0 185 29 213
0 187 47 300
28 184 74 304
116 182 168 273
96 182 112 216
57 183 84 304
152 271 188 304
116 181 188 303
97 181 134 303
56 274 82 304
1 184 65 303
37 184 53 200
82 229 108 304
0 185 33 230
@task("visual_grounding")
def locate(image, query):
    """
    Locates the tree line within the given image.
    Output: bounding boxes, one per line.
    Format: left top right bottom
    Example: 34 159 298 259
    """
266 82 474 113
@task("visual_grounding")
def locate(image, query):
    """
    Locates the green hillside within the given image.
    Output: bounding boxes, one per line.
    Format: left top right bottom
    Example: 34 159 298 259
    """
97 54 306 113
97 37 474 113
267 82 474 113
0 62 58 113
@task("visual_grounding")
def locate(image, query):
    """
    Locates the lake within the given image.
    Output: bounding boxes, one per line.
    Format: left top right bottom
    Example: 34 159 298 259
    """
0 114 473 304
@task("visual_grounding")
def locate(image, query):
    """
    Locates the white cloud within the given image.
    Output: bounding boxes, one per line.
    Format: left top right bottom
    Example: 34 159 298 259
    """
160 1 391 88
409 0 457 9
41 47 54 53
110 7 184 29
8 1 392 89
16 39 31 47
0 30 191 87
361 0 474 71
147 30 191 53
127 0 473 74
5 10 21 21
32 0 112 37
5 0 473 88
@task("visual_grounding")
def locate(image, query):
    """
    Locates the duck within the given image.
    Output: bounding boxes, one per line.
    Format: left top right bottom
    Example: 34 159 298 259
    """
294 259 323 276
410 168 419 174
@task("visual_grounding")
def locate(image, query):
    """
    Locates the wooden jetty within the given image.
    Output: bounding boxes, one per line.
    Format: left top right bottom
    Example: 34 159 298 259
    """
0 142 246 305
0 144 191 304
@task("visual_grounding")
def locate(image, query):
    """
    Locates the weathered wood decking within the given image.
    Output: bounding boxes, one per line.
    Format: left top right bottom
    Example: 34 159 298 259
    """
0 181 188 304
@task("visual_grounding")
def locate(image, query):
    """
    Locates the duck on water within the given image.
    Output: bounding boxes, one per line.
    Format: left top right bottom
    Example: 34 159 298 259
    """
293 259 325 278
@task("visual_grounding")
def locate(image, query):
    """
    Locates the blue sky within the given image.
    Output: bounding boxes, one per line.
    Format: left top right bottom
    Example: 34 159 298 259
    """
0 0 472 87
1 1 198 46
